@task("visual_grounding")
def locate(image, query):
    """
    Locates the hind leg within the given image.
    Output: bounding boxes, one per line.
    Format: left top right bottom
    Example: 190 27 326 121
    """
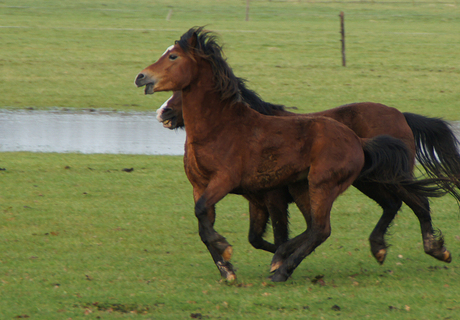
247 199 277 253
400 192 451 263
270 181 336 282
265 189 291 247
246 189 291 253
269 182 311 273
353 181 402 264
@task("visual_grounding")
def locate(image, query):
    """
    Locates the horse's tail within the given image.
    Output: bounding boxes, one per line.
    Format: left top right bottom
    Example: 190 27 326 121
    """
359 135 460 202
403 112 460 188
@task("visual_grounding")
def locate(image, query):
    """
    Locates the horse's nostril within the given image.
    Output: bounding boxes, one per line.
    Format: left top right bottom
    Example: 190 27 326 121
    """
136 73 145 81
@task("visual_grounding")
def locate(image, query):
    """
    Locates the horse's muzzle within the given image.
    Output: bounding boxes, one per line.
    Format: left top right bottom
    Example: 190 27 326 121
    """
134 73 146 86
158 108 178 129
134 73 155 95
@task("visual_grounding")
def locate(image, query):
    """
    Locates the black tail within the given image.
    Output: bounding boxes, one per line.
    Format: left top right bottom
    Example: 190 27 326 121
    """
359 135 460 202
403 112 460 187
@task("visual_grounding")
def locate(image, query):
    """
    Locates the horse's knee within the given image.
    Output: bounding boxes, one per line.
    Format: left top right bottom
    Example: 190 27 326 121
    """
195 197 207 218
197 224 208 244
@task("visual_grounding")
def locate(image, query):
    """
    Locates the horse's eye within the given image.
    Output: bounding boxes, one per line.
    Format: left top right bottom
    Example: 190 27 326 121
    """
169 54 178 61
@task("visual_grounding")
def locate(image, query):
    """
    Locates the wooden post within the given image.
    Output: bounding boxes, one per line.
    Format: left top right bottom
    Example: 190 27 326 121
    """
246 0 250 21
340 11 346 67
166 9 173 21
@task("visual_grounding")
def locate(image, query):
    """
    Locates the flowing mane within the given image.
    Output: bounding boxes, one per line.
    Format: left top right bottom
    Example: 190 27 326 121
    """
176 26 241 104
176 26 287 114
236 77 286 116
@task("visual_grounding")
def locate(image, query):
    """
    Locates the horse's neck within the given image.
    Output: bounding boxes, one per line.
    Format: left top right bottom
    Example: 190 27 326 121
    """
181 62 249 141
181 85 228 140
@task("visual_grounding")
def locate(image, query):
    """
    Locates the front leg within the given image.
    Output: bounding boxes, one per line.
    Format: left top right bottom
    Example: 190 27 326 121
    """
193 183 236 281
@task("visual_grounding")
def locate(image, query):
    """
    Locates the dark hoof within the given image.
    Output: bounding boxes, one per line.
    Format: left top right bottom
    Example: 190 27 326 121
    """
435 250 452 263
443 251 452 263
372 248 387 265
269 271 289 282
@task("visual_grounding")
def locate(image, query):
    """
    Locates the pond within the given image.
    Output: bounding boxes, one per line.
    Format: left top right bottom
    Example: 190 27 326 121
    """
0 110 186 155
0 110 458 156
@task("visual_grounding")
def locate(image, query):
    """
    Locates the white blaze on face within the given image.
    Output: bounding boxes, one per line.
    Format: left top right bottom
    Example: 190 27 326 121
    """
156 95 174 122
161 45 175 57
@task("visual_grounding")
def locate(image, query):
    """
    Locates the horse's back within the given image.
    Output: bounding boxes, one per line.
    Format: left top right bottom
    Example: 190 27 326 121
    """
265 115 365 189
317 102 409 138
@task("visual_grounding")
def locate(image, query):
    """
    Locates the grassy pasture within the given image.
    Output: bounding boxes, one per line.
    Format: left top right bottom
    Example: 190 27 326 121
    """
1 0 459 119
2 1 460 319
1 153 460 319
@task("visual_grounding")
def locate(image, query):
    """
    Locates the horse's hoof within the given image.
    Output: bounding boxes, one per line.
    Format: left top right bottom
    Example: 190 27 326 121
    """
270 261 283 273
225 273 237 282
374 249 387 265
216 261 236 281
222 245 233 262
443 250 452 263
269 272 288 282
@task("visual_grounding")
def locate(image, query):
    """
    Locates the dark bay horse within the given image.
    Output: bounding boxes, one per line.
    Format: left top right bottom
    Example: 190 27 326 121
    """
156 85 460 265
135 27 458 282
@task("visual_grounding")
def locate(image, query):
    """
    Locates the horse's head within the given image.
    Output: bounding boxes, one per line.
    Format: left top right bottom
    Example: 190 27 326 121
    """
134 29 200 95
135 26 240 103
155 91 184 129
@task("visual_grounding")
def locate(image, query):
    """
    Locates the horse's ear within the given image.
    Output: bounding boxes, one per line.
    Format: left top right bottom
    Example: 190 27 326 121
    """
188 32 198 50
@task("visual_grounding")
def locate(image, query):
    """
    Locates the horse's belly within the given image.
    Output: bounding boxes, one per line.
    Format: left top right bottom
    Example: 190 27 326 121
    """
242 165 308 191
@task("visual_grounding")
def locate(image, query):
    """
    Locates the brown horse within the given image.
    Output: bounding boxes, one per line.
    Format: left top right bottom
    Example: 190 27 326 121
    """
156 84 460 265
135 27 457 282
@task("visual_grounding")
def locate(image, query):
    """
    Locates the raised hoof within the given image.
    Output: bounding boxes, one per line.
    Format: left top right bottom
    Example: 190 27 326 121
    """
270 261 283 273
374 248 387 265
442 250 452 263
425 244 452 263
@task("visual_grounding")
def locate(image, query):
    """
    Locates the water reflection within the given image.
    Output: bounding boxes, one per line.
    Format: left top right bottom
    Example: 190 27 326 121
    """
0 110 458 156
0 110 186 155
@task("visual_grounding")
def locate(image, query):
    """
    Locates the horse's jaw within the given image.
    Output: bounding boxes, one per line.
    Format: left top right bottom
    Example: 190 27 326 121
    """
134 72 156 95
156 106 181 129
145 83 155 95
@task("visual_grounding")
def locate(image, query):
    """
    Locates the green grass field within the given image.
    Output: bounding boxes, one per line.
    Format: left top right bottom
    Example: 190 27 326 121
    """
1 153 460 319
1 0 459 119
2 1 460 319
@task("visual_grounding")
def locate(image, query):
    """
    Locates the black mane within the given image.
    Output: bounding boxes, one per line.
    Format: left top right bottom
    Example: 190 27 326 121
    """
176 26 241 104
176 26 287 115
236 77 286 116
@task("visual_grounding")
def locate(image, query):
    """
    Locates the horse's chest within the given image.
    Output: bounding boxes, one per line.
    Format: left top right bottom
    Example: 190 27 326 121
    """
183 144 219 186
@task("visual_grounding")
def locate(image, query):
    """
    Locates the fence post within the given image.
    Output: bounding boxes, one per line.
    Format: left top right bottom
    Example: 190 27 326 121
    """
246 0 250 21
166 9 173 21
340 11 346 67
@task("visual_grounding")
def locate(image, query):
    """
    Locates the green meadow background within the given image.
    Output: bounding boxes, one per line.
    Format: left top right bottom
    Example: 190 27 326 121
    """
1 1 460 319
2 0 459 118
